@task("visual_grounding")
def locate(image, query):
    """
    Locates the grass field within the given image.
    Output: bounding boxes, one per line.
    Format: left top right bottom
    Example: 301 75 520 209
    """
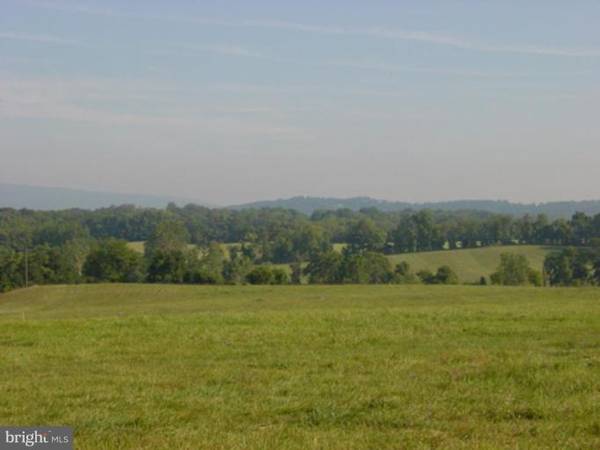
388 245 558 283
1 284 600 449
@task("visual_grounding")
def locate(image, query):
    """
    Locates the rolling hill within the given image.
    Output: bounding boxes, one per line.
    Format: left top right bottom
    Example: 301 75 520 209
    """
0 183 207 210
388 245 558 283
231 196 600 218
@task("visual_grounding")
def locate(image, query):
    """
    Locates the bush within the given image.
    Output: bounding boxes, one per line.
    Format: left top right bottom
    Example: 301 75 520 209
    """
394 261 418 284
246 266 274 285
528 268 543 287
271 268 290 285
289 262 303 284
435 265 459 285
418 266 459 285
417 269 436 284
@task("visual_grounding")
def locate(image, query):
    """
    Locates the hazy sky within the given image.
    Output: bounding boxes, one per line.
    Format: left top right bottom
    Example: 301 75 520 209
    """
1 1 600 205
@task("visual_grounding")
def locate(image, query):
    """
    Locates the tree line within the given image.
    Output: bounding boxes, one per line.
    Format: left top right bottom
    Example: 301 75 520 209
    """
3 204 600 254
2 204 600 292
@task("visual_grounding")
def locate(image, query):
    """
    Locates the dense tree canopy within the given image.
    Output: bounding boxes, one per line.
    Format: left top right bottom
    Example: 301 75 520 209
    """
544 246 600 286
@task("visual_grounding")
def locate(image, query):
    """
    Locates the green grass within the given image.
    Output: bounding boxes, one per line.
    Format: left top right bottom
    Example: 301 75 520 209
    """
388 245 558 283
1 284 600 449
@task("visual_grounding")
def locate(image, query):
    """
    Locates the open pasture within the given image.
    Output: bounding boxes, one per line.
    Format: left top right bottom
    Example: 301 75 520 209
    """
388 245 557 283
1 284 599 449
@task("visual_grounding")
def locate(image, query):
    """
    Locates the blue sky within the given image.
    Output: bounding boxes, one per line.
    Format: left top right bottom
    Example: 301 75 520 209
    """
1 1 600 205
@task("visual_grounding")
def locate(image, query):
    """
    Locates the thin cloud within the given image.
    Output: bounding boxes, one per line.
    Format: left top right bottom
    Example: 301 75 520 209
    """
25 1 600 58
162 43 517 80
173 44 264 59
241 20 600 58
0 76 306 138
324 61 524 79
0 31 80 46
22 0 119 18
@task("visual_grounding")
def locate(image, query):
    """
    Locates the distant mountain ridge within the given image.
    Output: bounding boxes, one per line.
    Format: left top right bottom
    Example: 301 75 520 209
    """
231 196 600 218
3 184 600 218
0 183 205 210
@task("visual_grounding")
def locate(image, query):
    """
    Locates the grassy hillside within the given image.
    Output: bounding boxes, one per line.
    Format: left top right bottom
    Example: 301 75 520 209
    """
388 245 558 283
1 284 600 449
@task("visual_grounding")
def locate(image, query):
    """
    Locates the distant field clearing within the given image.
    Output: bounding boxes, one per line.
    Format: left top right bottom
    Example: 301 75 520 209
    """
388 245 558 283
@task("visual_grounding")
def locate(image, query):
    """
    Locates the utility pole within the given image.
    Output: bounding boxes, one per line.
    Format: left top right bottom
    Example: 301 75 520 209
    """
24 247 29 288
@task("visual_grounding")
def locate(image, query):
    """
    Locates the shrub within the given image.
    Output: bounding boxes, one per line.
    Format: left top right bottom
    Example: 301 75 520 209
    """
246 266 273 285
271 268 290 285
418 266 459 285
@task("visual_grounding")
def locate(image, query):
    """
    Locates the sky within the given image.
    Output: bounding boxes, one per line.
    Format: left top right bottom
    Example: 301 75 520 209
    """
1 0 600 206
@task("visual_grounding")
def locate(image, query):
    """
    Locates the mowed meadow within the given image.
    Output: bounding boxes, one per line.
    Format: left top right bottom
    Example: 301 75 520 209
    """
1 284 600 449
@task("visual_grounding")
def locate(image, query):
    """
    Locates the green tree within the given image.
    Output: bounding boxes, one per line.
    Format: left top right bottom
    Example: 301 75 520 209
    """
593 257 600 285
144 219 190 259
341 251 394 284
413 210 439 251
49 239 91 283
305 250 343 284
544 251 574 286
83 239 143 282
290 262 303 284
391 215 417 253
571 212 592 245
346 218 386 252
544 247 596 286
223 248 252 284
490 253 536 286
192 243 224 284
146 249 190 283
0 247 22 292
